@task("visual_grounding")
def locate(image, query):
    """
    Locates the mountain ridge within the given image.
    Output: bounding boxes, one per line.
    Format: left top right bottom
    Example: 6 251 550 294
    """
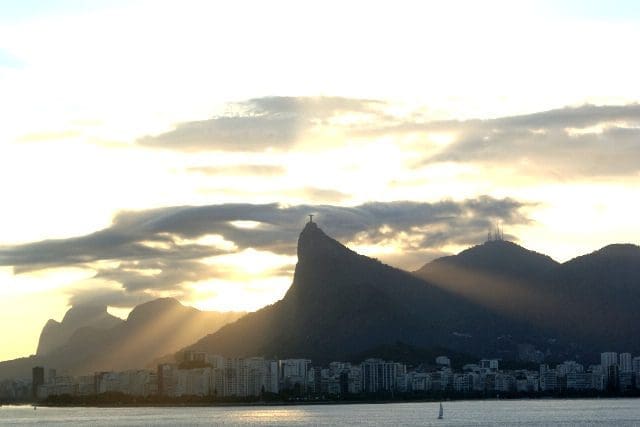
185 224 640 364
0 298 245 380
36 304 123 356
183 223 538 362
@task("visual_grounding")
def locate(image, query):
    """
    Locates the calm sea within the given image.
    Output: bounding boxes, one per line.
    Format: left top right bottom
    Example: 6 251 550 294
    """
2 399 640 426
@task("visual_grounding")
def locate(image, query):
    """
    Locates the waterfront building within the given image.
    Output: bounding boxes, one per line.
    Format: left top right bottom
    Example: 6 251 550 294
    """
600 352 618 368
539 365 557 392
566 372 592 390
32 366 44 399
361 359 406 393
619 353 632 373
279 359 311 393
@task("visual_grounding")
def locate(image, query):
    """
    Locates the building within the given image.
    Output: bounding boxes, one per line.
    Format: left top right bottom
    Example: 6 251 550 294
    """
32 367 45 400
539 365 557 392
453 373 472 392
494 373 515 393
409 372 430 392
361 359 406 393
601 352 618 368
279 359 311 394
157 363 178 397
619 372 634 392
480 359 499 372
606 365 620 392
619 353 632 373
566 372 592 391
556 361 583 376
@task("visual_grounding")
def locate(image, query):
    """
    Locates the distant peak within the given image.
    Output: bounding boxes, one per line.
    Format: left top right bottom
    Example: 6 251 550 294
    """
126 297 187 322
481 239 516 248
303 220 318 230
62 304 109 324
297 222 350 262
594 244 640 257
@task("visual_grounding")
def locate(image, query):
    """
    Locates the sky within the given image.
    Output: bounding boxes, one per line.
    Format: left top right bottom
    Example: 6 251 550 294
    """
1 0 640 361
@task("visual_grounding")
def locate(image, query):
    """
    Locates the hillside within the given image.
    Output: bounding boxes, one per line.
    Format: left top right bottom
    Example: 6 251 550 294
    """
0 298 244 380
183 222 537 363
36 304 123 356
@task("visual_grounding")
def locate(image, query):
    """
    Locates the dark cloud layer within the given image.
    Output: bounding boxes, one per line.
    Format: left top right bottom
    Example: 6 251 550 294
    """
0 198 530 307
139 96 384 152
377 104 640 178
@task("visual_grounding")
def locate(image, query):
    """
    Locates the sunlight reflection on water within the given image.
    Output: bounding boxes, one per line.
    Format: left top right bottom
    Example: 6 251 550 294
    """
2 399 640 426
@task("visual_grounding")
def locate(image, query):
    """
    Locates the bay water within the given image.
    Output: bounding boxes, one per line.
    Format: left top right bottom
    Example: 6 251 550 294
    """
2 398 640 426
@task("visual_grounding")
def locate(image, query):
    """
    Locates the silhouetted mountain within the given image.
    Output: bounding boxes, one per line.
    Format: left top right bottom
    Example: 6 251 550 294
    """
413 240 562 340
186 225 640 364
415 240 640 359
37 305 123 356
417 240 559 281
553 244 640 353
183 223 538 363
0 298 244 380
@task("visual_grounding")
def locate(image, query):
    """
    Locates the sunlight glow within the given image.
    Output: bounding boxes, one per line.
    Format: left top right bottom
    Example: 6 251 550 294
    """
190 276 291 312
204 249 296 277
229 220 262 229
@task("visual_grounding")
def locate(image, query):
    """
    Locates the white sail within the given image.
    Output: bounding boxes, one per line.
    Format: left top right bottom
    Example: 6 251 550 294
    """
438 402 443 419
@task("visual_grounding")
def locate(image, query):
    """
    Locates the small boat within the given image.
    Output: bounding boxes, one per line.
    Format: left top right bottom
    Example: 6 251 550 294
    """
438 402 443 419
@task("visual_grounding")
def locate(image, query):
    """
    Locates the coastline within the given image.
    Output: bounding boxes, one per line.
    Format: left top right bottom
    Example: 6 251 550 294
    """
4 393 640 409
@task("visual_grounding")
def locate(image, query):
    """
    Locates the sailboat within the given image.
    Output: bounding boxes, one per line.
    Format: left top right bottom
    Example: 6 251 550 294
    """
438 402 443 419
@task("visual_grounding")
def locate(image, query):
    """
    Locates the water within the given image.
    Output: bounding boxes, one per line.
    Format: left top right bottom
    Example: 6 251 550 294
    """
2 399 640 426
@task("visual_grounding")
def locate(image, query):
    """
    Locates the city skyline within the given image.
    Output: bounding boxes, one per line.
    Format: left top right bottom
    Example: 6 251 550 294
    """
17 348 640 403
2 0 640 362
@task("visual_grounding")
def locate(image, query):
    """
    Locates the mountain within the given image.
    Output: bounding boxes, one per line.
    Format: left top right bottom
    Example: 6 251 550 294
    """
553 244 640 352
416 239 559 281
0 298 245 380
414 240 562 338
415 240 640 358
186 224 640 364
183 223 538 363
36 305 123 356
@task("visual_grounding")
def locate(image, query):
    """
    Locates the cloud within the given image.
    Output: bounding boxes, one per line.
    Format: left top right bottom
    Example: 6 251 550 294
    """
389 104 640 178
18 130 81 142
0 198 530 307
142 100 640 179
288 187 350 203
0 48 24 69
187 164 286 176
67 286 152 308
138 96 385 152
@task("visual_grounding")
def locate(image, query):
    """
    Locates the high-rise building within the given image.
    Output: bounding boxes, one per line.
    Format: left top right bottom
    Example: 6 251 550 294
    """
157 363 177 397
279 359 311 393
32 366 45 400
632 356 640 374
539 365 557 392
361 359 405 393
606 364 620 392
601 352 618 368
619 353 632 373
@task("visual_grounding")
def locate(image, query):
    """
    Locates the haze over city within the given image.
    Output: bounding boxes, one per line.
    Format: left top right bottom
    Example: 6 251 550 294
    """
1 0 640 366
